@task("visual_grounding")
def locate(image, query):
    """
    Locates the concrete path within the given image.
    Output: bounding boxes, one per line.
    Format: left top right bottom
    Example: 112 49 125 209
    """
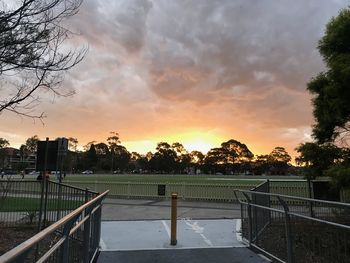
97 199 269 263
101 198 241 221
98 219 269 263
100 219 243 250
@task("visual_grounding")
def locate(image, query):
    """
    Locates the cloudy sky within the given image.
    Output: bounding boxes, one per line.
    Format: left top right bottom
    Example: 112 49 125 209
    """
0 0 348 158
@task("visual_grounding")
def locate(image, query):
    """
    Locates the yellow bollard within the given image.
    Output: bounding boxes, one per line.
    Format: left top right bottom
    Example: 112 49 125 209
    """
170 192 178 245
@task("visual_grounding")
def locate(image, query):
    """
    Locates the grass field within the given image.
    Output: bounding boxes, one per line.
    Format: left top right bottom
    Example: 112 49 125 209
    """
64 174 266 185
0 197 83 212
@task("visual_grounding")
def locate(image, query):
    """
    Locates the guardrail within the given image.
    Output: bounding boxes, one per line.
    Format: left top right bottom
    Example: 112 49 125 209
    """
234 189 350 263
0 190 109 263
0 180 98 228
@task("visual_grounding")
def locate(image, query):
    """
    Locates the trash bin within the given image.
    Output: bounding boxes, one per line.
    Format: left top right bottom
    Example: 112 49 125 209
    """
158 184 166 196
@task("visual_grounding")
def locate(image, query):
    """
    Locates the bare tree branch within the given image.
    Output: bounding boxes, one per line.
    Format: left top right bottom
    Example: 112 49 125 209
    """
0 0 87 119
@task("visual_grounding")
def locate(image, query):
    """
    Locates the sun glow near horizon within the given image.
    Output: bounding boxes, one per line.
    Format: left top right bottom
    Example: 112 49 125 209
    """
122 130 226 155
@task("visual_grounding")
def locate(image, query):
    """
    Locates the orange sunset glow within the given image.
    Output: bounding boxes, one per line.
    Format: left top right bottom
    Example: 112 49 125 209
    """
0 0 348 160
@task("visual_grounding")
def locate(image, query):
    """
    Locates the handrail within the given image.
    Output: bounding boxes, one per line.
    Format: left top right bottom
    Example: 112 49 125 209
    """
48 180 99 194
0 190 109 263
235 189 350 208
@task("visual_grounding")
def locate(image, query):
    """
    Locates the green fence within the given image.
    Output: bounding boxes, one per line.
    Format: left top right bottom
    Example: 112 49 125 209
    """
66 180 311 202
340 188 350 203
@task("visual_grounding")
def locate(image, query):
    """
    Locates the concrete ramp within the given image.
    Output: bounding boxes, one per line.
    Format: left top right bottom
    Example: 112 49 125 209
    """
97 219 269 263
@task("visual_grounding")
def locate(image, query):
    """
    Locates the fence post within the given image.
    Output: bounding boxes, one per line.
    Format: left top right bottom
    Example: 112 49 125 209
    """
43 179 49 227
307 179 314 218
127 182 131 199
277 196 294 263
242 192 253 247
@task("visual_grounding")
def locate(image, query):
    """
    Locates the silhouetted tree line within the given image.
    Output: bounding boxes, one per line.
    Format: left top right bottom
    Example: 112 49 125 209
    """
0 133 295 175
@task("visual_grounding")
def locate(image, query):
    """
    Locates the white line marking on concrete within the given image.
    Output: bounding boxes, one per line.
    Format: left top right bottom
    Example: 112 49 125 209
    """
161 220 171 238
235 219 243 243
184 219 213 247
100 238 107 250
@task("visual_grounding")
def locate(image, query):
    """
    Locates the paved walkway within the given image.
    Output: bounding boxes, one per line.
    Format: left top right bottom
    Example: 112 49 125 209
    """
98 199 269 263
100 219 244 250
101 198 241 220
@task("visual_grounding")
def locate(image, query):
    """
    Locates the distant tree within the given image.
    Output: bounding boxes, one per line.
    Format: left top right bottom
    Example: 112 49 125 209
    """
114 145 131 172
221 139 254 163
252 155 270 175
0 138 10 168
268 147 291 175
172 142 190 173
0 0 86 119
269 147 292 163
0 138 9 149
307 8 350 144
295 142 344 178
68 137 79 152
203 147 226 174
190 151 205 165
95 143 110 155
83 141 96 152
189 150 205 174
86 144 97 169
25 135 39 154
107 132 120 171
151 142 177 173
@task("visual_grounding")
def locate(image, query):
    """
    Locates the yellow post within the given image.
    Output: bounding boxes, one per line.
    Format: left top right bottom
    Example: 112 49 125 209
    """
170 192 178 245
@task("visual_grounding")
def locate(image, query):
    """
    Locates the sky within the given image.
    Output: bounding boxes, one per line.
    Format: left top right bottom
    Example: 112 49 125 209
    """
0 0 348 159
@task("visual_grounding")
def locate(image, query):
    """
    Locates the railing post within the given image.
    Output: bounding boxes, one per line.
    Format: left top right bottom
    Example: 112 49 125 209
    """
242 192 253 247
277 196 294 263
83 206 93 263
60 214 80 263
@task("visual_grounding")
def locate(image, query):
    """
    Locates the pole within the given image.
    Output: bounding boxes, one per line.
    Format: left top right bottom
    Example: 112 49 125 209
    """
170 192 178 246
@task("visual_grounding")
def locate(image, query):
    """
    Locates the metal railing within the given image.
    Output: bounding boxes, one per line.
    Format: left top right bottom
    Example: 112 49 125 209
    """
0 190 109 263
235 188 350 263
0 179 98 228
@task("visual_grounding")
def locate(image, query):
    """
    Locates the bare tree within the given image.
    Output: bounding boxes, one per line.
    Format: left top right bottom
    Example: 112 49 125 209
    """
0 0 87 119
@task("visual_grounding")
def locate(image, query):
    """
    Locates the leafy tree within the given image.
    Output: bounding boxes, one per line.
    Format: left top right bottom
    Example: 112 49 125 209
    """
0 138 9 168
86 143 97 169
203 147 226 174
25 135 39 154
221 139 254 163
107 132 120 171
307 8 350 144
296 142 345 178
172 142 190 173
251 155 269 175
113 145 131 172
0 0 86 119
190 151 205 165
269 147 292 163
83 141 96 152
95 142 110 155
267 147 291 175
0 138 9 149
68 137 79 152
150 142 177 173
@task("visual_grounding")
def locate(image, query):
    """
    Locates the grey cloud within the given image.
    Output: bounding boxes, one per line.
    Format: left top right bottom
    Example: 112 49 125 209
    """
144 0 346 104
64 0 346 128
